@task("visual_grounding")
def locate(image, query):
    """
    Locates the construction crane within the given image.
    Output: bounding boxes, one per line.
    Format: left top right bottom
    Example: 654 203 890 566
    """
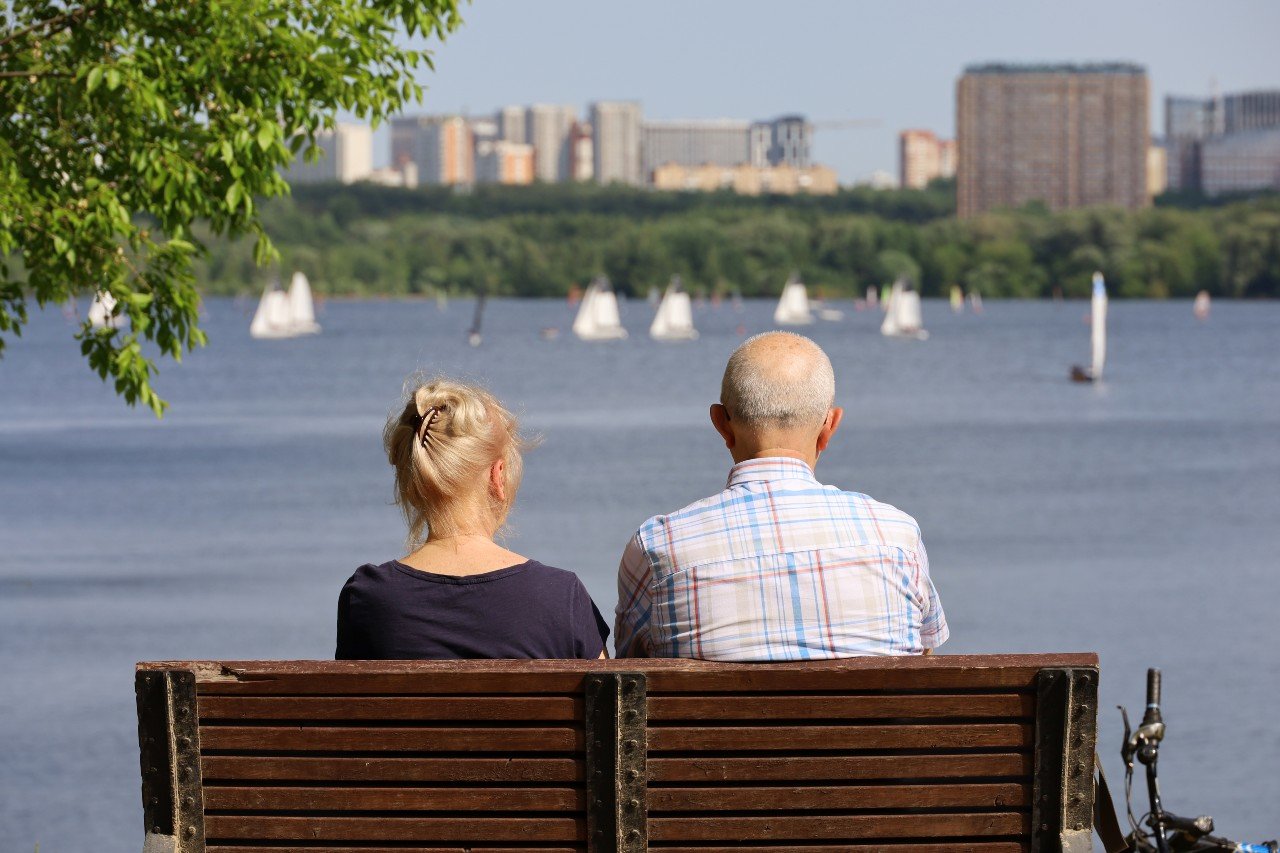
810 118 881 130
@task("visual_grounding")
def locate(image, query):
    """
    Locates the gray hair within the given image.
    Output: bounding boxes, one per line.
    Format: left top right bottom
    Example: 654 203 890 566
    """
720 331 835 428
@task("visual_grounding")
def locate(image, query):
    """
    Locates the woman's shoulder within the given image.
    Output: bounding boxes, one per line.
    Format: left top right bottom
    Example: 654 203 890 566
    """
515 559 590 588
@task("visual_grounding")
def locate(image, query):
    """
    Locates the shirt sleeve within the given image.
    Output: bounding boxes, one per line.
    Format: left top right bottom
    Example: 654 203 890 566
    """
569 578 610 659
914 535 950 651
335 575 360 660
614 533 655 658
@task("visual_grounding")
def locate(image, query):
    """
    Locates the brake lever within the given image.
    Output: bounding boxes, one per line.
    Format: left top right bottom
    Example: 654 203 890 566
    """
1119 705 1135 769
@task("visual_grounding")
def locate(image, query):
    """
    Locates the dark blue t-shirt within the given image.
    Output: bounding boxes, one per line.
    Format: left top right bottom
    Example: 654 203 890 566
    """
336 559 610 660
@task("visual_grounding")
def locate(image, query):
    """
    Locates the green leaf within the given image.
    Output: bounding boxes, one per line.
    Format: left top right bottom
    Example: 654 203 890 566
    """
86 67 104 93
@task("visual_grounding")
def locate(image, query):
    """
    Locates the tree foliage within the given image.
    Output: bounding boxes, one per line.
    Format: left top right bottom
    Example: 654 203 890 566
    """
199 184 1280 302
0 0 460 414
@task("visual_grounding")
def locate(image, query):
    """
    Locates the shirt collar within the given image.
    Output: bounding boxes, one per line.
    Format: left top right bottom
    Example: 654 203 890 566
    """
726 456 819 488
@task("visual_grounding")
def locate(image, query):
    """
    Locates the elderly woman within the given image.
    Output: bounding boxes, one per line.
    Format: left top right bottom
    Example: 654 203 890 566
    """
337 377 609 659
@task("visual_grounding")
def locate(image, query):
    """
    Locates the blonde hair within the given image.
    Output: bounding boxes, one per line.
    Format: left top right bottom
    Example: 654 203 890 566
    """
384 375 527 545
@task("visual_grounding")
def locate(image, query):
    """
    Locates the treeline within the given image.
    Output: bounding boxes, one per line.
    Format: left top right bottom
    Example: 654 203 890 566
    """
196 183 1280 299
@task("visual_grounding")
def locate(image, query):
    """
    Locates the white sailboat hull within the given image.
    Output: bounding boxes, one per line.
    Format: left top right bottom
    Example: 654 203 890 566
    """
88 291 123 329
881 283 928 339
251 271 321 339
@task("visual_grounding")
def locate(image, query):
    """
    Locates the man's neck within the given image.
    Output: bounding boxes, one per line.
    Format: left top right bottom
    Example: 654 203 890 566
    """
733 447 816 469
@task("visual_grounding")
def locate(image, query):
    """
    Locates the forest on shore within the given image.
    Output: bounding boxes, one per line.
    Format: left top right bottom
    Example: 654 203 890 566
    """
196 181 1280 300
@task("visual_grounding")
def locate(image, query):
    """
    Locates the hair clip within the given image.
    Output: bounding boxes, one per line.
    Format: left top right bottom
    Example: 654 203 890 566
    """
416 406 441 448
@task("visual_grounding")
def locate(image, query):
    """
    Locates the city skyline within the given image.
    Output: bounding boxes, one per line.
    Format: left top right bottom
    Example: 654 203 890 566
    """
378 0 1280 182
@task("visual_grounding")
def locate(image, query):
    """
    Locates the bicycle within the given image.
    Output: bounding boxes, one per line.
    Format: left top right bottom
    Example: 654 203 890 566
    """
1117 668 1277 853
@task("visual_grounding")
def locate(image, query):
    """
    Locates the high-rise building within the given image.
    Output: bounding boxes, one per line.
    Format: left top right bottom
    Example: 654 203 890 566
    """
475 140 535 185
956 63 1149 217
498 105 527 145
570 121 594 181
1200 127 1280 196
590 101 642 185
1222 90 1280 134
767 115 812 169
898 129 956 189
390 115 474 186
283 123 373 185
640 119 750 180
1147 145 1168 198
748 122 772 168
1164 96 1216 191
526 104 578 182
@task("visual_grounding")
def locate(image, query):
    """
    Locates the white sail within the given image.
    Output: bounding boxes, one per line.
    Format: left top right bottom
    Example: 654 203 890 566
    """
573 277 628 340
650 277 698 341
287 271 321 334
251 279 292 339
773 275 813 325
1090 272 1108 379
881 278 928 340
950 285 964 313
87 291 122 329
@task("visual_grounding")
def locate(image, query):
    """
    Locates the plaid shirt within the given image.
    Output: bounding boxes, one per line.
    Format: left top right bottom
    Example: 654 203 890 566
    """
614 457 948 660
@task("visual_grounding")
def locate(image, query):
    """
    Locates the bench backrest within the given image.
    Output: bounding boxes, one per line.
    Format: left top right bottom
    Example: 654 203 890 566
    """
135 654 1099 853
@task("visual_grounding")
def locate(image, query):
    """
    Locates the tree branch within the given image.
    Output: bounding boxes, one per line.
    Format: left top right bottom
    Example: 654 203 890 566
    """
0 3 97 52
0 69 74 79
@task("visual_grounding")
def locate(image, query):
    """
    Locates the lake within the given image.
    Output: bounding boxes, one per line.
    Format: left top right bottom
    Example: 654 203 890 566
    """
1 296 1278 850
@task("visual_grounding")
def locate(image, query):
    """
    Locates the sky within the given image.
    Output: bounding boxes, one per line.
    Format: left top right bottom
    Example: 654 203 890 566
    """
386 0 1280 183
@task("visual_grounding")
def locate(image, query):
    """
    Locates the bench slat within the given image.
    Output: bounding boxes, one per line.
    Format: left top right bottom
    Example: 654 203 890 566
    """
651 693 1033 720
650 753 1032 782
650 840 1029 845
207 848 583 853
648 782 1029 811
649 723 1031 751
200 726 581 753
199 696 579 721
204 815 582 842
195 693 1031 722
650 812 1029 841
204 785 582 811
202 755 583 783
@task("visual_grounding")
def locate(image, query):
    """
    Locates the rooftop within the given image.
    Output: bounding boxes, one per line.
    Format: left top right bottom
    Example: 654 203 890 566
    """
964 62 1146 76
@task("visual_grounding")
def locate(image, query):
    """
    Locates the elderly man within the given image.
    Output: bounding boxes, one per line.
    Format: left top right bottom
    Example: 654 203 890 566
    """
614 331 947 660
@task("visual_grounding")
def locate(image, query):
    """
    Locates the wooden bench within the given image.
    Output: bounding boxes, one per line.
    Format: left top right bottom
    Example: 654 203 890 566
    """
135 653 1099 853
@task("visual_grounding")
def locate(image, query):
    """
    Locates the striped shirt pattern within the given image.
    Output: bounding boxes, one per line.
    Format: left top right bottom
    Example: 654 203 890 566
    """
615 457 948 660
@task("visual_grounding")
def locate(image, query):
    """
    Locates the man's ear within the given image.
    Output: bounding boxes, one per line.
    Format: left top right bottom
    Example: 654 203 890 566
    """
710 403 735 449
816 407 844 455
488 458 506 504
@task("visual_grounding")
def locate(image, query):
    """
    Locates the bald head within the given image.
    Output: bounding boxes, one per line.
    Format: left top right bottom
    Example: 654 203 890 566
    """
720 332 836 429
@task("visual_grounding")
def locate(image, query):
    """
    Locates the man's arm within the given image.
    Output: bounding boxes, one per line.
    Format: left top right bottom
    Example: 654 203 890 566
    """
913 534 949 654
614 534 655 658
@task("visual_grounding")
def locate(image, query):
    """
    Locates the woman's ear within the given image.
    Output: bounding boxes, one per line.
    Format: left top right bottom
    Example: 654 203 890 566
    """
489 458 507 504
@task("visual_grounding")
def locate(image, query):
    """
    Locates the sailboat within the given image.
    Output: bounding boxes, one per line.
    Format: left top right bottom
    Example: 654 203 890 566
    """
650 276 698 341
572 275 628 341
87 291 123 329
880 277 928 340
468 291 487 347
969 291 984 314
1194 290 1211 321
250 271 321 339
950 285 964 314
1070 272 1107 382
773 273 813 325
866 286 879 309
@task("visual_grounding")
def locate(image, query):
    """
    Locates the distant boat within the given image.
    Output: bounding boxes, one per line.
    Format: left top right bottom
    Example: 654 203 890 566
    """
650 276 698 341
1194 290 1211 321
950 285 964 314
250 271 321 339
969 291 984 314
468 291 486 347
881 277 929 340
87 291 122 329
866 285 879 309
647 286 661 307
773 273 813 325
1070 272 1108 382
816 303 845 321
572 275 628 341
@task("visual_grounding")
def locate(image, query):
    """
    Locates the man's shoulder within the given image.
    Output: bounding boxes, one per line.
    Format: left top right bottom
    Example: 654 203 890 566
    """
634 487 739 543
